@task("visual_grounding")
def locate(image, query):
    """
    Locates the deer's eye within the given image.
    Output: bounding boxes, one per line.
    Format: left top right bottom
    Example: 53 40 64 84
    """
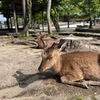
47 56 52 60
45 50 49 53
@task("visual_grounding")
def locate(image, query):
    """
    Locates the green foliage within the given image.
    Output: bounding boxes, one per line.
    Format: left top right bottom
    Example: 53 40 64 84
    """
58 0 81 18
0 1 9 9
0 1 2 7
20 0 32 37
37 0 47 3
70 0 100 17
54 0 100 21
35 12 44 21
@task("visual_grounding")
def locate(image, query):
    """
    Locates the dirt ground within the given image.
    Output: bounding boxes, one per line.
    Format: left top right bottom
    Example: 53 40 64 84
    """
0 36 100 100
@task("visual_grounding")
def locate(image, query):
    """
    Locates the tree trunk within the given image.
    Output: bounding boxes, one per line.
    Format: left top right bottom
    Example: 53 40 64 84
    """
88 0 93 29
22 0 27 27
51 8 60 32
47 0 52 34
20 0 32 37
6 16 10 30
42 11 45 32
67 13 70 28
12 1 18 33
89 18 92 29
93 17 96 26
10 17 13 31
58 37 93 52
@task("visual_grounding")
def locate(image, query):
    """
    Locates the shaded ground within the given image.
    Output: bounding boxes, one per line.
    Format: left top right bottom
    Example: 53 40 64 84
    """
0 36 100 100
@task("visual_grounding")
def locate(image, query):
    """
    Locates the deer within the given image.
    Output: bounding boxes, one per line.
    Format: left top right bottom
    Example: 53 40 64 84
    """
38 44 100 88
37 33 55 49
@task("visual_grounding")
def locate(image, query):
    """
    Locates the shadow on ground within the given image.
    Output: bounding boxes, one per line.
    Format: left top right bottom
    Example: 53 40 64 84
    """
13 71 60 88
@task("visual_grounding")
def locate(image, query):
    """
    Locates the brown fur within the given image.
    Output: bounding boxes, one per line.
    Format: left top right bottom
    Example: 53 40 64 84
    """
38 45 100 88
37 34 45 49
44 37 55 49
37 34 55 49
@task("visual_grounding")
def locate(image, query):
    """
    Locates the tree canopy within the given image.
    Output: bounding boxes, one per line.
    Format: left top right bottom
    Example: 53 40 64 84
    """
0 0 100 35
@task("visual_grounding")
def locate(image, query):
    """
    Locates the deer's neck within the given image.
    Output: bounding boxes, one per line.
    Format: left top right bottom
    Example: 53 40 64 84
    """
37 35 45 48
52 54 62 73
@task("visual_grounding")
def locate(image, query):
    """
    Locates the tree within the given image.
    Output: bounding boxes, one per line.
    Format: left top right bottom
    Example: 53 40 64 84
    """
20 0 32 37
70 0 100 28
22 0 27 27
60 0 73 28
51 6 60 32
32 0 61 33
47 0 52 34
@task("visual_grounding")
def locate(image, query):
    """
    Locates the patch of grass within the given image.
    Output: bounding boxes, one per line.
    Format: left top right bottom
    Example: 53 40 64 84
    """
76 96 84 100
70 95 84 100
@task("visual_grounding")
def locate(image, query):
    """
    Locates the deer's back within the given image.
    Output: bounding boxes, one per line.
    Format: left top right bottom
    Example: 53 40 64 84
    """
60 51 100 80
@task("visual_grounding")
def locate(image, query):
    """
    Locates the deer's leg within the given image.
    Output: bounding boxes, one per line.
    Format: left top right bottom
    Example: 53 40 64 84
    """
61 75 100 88
83 80 100 86
60 75 89 89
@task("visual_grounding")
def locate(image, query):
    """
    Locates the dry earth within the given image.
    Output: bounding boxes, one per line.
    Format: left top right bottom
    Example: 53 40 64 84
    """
0 37 100 100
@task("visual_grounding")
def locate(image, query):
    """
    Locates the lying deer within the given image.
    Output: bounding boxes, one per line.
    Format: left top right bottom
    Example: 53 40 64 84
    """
37 33 55 49
38 44 100 88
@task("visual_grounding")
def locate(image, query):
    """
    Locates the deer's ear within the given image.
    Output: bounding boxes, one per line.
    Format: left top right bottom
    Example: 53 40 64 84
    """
44 43 58 50
52 43 58 49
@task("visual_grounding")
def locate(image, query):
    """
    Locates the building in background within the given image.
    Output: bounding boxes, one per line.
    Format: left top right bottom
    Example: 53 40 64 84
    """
0 14 7 29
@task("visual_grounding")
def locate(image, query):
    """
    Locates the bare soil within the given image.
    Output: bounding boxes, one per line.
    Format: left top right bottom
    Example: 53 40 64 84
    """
0 36 100 100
